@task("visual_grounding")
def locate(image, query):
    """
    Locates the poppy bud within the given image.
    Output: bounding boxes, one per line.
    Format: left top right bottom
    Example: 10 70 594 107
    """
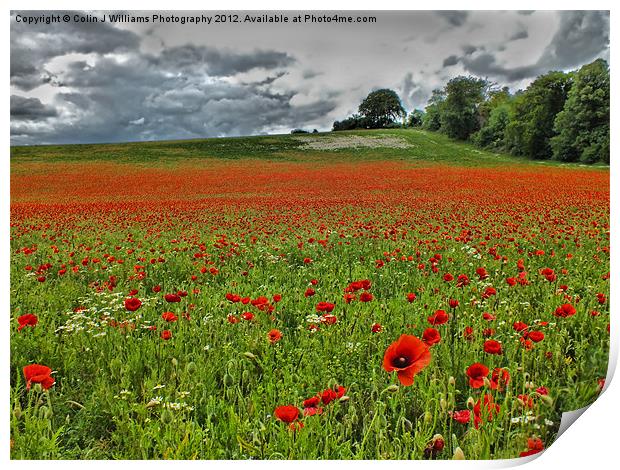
186 362 196 375
38 405 51 420
525 381 535 390
13 404 22 420
483 377 491 388
448 376 456 387
146 399 160 408
385 384 399 393
243 352 257 361
424 411 432 423
453 447 465 460
242 369 251 383
171 358 178 368
440 398 447 411
223 373 234 387
339 395 350 403
402 417 413 432
466 397 475 409
540 394 554 407
161 408 173 424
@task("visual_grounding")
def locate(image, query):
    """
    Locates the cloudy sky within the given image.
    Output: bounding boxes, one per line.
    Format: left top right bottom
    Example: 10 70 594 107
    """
10 10 610 145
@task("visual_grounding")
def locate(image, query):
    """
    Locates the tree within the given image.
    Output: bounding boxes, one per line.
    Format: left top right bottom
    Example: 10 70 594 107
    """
406 109 425 128
504 71 572 160
332 114 370 131
551 59 610 164
358 89 406 128
440 76 488 140
423 89 446 131
473 87 511 149
473 104 511 149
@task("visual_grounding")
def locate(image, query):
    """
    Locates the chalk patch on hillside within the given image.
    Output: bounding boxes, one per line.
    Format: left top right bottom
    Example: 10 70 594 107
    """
294 135 413 150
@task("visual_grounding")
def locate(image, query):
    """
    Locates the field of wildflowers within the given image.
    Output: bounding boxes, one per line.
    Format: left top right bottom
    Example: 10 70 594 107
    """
10 130 610 459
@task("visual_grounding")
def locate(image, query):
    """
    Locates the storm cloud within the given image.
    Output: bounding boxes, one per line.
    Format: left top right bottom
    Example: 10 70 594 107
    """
10 10 610 145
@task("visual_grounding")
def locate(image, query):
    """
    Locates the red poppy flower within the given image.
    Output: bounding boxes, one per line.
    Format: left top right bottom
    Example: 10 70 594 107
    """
267 329 282 343
463 326 474 341
443 273 454 282
554 303 576 318
124 297 142 311
165 293 181 303
517 394 534 408
161 312 177 322
383 334 432 386
227 314 240 324
473 393 499 429
451 410 471 424
448 298 459 309
23 364 55 390
320 313 337 325
321 388 338 404
304 288 315 297
482 312 496 321
427 310 449 326
359 292 374 302
520 438 544 457
274 405 299 423
406 292 417 302
303 406 323 417
513 321 528 332
343 293 356 303
466 362 489 388
483 340 503 355
490 368 510 391
316 302 335 313
241 312 255 321
17 314 38 331
273 294 282 303
160 330 172 340
371 323 383 333
527 331 545 343
536 386 548 396
303 396 320 408
476 267 488 279
422 327 441 346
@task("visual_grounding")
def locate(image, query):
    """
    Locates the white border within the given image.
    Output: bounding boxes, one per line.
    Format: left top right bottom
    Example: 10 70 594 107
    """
3 1 617 469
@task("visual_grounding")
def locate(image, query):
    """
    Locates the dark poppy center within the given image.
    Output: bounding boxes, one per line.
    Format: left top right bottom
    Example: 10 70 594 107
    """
393 356 410 367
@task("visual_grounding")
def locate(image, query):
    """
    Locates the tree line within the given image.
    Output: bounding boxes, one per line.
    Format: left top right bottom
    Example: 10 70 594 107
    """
332 59 609 164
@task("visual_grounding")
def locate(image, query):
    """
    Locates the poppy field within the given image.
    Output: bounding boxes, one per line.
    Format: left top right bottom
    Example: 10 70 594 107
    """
10 130 610 460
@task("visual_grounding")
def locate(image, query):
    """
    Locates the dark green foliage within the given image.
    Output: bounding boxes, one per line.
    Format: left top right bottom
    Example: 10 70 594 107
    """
551 59 610 164
439 76 488 140
357 89 406 128
406 109 425 128
472 104 510 149
422 89 446 131
504 71 572 160
332 114 371 131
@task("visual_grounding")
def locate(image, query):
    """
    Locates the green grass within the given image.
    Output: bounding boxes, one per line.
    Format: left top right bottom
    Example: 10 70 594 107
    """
11 128 607 169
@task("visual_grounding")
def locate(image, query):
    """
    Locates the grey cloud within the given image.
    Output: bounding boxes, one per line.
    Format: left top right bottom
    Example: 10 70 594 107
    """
462 45 477 55
155 45 295 76
461 11 609 81
11 11 140 91
10 95 58 120
10 46 332 145
442 55 460 67
436 11 468 27
537 11 609 70
509 29 529 41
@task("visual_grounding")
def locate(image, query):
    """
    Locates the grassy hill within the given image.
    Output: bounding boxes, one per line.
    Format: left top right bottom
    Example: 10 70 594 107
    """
12 128 607 169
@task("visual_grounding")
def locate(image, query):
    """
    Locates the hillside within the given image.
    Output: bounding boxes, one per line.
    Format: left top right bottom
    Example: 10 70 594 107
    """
11 129 607 169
